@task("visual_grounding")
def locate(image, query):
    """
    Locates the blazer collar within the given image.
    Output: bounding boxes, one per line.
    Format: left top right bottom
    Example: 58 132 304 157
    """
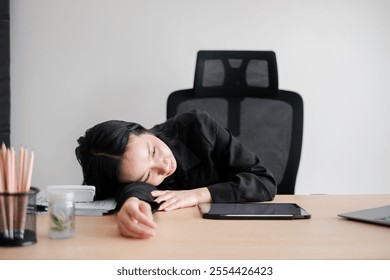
170 140 200 172
157 133 200 172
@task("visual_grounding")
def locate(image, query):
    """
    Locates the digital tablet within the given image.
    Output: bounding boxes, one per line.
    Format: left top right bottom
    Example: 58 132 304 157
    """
198 202 311 220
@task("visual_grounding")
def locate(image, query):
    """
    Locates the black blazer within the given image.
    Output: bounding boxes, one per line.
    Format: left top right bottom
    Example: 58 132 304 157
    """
116 110 277 211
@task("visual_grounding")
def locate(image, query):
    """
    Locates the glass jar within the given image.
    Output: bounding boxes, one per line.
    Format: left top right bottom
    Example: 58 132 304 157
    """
47 191 75 239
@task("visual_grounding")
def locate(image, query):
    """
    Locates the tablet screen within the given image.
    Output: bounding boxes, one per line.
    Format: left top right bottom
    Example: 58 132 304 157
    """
198 203 311 220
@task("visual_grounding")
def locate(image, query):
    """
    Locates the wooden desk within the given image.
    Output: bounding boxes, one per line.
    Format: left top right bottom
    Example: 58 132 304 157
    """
1 195 389 260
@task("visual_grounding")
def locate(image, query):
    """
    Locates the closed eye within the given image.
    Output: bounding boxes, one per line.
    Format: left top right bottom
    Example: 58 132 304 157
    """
144 145 155 182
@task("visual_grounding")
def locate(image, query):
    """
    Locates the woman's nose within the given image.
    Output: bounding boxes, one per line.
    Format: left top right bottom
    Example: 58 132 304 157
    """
154 158 170 175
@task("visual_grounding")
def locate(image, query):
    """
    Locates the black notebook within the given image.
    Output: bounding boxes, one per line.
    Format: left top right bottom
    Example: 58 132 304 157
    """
198 203 311 220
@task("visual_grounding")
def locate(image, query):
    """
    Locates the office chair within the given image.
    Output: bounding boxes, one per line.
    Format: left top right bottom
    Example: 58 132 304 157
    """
167 51 303 194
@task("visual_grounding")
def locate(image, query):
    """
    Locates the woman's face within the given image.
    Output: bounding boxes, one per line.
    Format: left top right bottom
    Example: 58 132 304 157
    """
119 133 177 186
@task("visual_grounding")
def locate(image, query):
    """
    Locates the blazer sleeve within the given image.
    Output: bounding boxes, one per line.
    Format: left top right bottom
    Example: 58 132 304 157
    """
196 111 277 203
115 182 160 212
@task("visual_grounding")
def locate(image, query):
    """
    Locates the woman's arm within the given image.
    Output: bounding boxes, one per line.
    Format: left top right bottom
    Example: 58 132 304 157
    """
150 110 277 208
116 182 160 210
115 182 159 238
151 187 212 211
197 111 277 202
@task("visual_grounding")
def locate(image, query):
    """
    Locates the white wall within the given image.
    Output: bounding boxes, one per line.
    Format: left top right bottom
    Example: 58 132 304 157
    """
10 0 390 194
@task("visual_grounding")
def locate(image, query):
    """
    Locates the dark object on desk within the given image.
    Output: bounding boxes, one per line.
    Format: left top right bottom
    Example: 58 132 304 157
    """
0 0 11 146
167 50 303 194
0 187 38 247
198 203 311 220
338 205 390 227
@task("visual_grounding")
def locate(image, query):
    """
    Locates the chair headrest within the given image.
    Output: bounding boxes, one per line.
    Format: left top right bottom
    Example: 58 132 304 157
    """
194 50 278 97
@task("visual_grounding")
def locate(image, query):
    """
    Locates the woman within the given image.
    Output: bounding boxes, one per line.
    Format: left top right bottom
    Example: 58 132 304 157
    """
75 110 277 238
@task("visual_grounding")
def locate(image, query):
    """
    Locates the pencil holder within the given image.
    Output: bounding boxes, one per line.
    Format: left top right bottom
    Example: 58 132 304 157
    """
0 187 38 247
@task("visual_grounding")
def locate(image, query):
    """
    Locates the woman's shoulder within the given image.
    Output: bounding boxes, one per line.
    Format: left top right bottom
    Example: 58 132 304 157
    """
154 110 218 143
172 109 214 127
173 110 219 145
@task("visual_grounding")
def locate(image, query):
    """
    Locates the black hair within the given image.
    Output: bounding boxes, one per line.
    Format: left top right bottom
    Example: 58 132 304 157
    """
75 120 147 200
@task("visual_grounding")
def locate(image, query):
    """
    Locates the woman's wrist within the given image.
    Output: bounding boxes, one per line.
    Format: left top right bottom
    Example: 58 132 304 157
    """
196 187 212 204
123 196 140 206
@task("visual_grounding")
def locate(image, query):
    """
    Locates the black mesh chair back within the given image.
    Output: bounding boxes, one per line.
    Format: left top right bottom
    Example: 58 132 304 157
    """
167 51 303 194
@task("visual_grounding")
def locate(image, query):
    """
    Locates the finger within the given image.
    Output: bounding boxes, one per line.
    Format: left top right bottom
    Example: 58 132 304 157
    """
160 197 198 211
158 198 179 211
117 218 155 239
117 206 156 238
139 201 155 222
127 203 157 229
116 199 158 238
154 192 176 204
151 190 167 197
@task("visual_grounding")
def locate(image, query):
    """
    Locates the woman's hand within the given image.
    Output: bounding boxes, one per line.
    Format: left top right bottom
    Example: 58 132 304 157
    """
151 187 212 211
116 197 157 239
